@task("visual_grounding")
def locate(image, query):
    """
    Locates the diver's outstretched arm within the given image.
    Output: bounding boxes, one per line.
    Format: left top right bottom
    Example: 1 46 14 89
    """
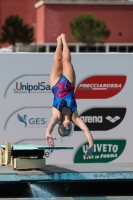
72 110 94 157
46 115 60 147
73 117 94 146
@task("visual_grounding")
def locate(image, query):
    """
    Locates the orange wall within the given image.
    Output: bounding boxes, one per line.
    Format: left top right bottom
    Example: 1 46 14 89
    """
0 0 36 25
0 1 133 46
37 4 133 43
0 0 36 47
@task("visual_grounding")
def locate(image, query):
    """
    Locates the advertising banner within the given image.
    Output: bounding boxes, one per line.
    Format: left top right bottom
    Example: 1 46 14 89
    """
0 53 133 164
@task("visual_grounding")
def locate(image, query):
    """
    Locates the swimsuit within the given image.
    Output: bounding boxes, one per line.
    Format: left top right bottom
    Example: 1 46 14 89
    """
52 76 77 113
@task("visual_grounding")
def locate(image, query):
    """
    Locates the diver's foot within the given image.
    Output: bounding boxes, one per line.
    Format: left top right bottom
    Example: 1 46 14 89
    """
61 33 68 45
57 35 62 46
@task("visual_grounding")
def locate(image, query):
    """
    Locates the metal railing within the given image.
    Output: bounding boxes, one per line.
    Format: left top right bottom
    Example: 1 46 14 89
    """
14 43 133 53
1 43 133 53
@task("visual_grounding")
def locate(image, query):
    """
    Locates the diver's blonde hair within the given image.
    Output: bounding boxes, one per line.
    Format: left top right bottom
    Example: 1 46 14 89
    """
58 126 64 137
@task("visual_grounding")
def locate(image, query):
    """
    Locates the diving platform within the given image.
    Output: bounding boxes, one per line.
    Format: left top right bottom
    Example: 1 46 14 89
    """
0 163 133 183
0 142 133 183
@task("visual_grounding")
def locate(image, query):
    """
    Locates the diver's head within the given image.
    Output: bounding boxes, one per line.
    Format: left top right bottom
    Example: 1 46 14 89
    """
58 119 73 137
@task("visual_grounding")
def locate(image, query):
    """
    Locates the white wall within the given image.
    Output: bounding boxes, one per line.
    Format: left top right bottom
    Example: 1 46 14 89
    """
0 53 133 164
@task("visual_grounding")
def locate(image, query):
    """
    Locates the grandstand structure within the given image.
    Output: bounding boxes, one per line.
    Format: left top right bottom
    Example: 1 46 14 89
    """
0 0 133 52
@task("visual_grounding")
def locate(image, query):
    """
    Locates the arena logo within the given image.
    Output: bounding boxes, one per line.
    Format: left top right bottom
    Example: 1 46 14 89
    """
14 82 51 94
74 108 126 131
74 139 126 163
75 76 127 99
17 113 47 128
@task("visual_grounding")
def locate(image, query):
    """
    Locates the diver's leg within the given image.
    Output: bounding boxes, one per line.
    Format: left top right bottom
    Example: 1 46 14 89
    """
61 33 76 87
50 35 63 88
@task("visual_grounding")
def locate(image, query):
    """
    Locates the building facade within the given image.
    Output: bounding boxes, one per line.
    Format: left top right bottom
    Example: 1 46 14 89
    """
35 0 133 44
0 0 133 52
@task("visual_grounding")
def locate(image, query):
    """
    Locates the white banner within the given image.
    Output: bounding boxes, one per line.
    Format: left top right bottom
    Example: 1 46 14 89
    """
0 53 133 164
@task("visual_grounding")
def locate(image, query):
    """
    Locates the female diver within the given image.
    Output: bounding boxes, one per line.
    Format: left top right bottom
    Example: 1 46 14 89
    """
46 33 94 158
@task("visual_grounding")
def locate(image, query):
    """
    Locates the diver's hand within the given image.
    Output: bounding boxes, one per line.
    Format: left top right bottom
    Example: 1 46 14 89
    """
84 146 94 158
46 133 55 147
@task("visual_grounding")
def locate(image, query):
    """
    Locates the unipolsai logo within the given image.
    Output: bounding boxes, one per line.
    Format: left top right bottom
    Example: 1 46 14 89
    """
74 108 126 131
17 113 47 128
5 75 52 97
74 140 126 163
75 76 127 99
14 81 51 94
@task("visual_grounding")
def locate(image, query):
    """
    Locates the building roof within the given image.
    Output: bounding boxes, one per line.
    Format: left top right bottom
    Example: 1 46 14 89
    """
35 0 133 8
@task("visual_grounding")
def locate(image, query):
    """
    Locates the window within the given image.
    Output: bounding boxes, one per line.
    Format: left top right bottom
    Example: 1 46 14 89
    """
109 46 117 52
69 46 76 52
39 46 46 52
128 46 133 53
119 46 127 52
89 46 97 52
49 46 56 52
79 46 88 52
98 46 106 53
